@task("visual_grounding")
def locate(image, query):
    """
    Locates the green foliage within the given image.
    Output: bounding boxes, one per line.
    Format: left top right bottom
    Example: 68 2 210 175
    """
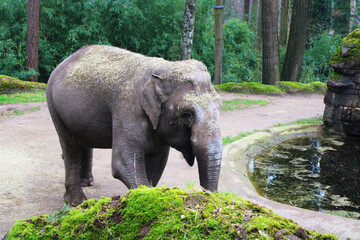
6 187 338 239
0 0 347 85
333 0 350 35
309 0 332 39
302 32 343 82
222 19 261 83
221 98 269 112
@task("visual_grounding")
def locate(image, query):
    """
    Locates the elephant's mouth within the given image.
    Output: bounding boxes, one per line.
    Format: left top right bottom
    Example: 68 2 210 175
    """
179 144 195 166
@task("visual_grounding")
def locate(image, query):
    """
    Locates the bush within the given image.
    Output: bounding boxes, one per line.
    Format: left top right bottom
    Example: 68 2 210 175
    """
301 32 343 83
222 19 261 83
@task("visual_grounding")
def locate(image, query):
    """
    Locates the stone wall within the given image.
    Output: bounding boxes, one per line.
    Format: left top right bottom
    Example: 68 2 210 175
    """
323 29 360 136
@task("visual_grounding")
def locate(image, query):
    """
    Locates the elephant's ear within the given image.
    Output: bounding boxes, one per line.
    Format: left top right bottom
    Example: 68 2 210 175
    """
141 74 163 130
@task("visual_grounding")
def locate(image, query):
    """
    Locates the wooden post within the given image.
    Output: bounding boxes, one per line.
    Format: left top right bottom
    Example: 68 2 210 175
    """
26 0 39 82
214 1 224 85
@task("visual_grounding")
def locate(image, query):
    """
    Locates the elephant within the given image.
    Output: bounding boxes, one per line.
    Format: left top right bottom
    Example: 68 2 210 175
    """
46 45 222 206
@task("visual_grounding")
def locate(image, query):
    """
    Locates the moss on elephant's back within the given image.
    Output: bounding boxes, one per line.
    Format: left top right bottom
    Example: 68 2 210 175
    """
6 187 337 239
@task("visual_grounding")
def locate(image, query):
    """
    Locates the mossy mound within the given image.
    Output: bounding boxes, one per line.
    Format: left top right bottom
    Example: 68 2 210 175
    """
0 75 46 94
215 82 284 95
277 81 327 94
5 187 337 239
330 29 360 66
216 81 326 95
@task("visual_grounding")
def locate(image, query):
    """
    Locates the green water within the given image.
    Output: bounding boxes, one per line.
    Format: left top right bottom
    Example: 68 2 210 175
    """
248 134 360 219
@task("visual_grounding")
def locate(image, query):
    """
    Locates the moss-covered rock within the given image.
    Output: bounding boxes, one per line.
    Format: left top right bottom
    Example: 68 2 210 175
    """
5 187 337 239
277 81 327 94
215 82 284 95
330 29 360 66
0 75 46 94
216 81 326 95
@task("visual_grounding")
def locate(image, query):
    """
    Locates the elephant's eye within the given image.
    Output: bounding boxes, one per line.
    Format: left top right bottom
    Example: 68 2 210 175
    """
180 111 194 127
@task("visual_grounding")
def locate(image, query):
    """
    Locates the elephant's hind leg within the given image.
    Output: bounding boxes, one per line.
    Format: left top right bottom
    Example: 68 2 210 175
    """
80 148 94 187
49 109 87 206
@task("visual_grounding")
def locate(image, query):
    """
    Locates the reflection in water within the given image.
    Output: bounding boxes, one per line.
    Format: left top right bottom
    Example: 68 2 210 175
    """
248 134 360 219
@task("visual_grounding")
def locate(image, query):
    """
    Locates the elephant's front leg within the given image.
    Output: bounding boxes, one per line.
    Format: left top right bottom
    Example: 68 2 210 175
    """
111 143 150 189
145 146 170 187
80 148 94 187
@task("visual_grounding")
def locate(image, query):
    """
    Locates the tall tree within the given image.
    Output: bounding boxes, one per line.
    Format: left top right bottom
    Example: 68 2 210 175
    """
256 0 262 50
26 0 39 82
214 0 224 85
279 0 291 47
261 0 280 85
349 0 356 33
243 0 250 21
179 0 196 60
281 0 311 82
250 0 259 30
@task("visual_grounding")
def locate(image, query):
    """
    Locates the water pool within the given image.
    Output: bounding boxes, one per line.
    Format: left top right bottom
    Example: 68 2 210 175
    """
248 134 360 219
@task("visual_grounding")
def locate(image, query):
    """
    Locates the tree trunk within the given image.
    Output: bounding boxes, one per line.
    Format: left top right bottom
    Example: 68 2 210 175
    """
214 0 224 85
261 0 280 85
349 0 356 33
250 0 258 30
279 0 291 47
244 0 250 21
179 0 196 60
281 0 311 82
26 0 39 82
256 0 262 50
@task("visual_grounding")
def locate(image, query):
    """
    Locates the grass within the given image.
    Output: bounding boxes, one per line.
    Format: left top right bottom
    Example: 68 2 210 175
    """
5 186 337 240
0 91 46 104
222 117 323 145
222 130 260 145
3 106 41 118
275 116 323 127
221 98 269 112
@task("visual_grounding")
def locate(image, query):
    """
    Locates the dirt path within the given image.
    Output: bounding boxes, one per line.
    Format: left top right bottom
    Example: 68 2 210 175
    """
0 93 325 237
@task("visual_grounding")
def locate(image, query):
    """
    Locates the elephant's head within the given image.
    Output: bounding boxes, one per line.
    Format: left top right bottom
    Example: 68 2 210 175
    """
141 60 222 191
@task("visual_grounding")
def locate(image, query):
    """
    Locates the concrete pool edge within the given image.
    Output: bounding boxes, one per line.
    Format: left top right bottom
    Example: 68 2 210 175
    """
220 124 360 240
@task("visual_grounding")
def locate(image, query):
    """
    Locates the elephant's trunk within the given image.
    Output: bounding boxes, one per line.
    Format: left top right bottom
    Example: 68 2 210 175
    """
191 105 222 192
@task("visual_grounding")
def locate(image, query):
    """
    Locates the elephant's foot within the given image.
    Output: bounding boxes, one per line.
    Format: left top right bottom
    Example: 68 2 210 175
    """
64 189 87 206
81 176 94 187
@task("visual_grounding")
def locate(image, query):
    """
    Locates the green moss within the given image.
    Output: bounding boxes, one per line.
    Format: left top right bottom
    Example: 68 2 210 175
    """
330 28 360 65
215 82 284 95
309 81 327 93
6 187 337 239
329 71 345 81
0 75 46 94
216 81 326 95
277 81 314 93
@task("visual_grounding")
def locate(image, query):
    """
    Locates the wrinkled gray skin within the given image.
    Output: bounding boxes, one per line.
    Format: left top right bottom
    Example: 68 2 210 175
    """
46 45 222 206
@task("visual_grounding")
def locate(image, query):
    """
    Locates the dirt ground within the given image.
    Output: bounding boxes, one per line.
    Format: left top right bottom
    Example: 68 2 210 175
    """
0 92 325 237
